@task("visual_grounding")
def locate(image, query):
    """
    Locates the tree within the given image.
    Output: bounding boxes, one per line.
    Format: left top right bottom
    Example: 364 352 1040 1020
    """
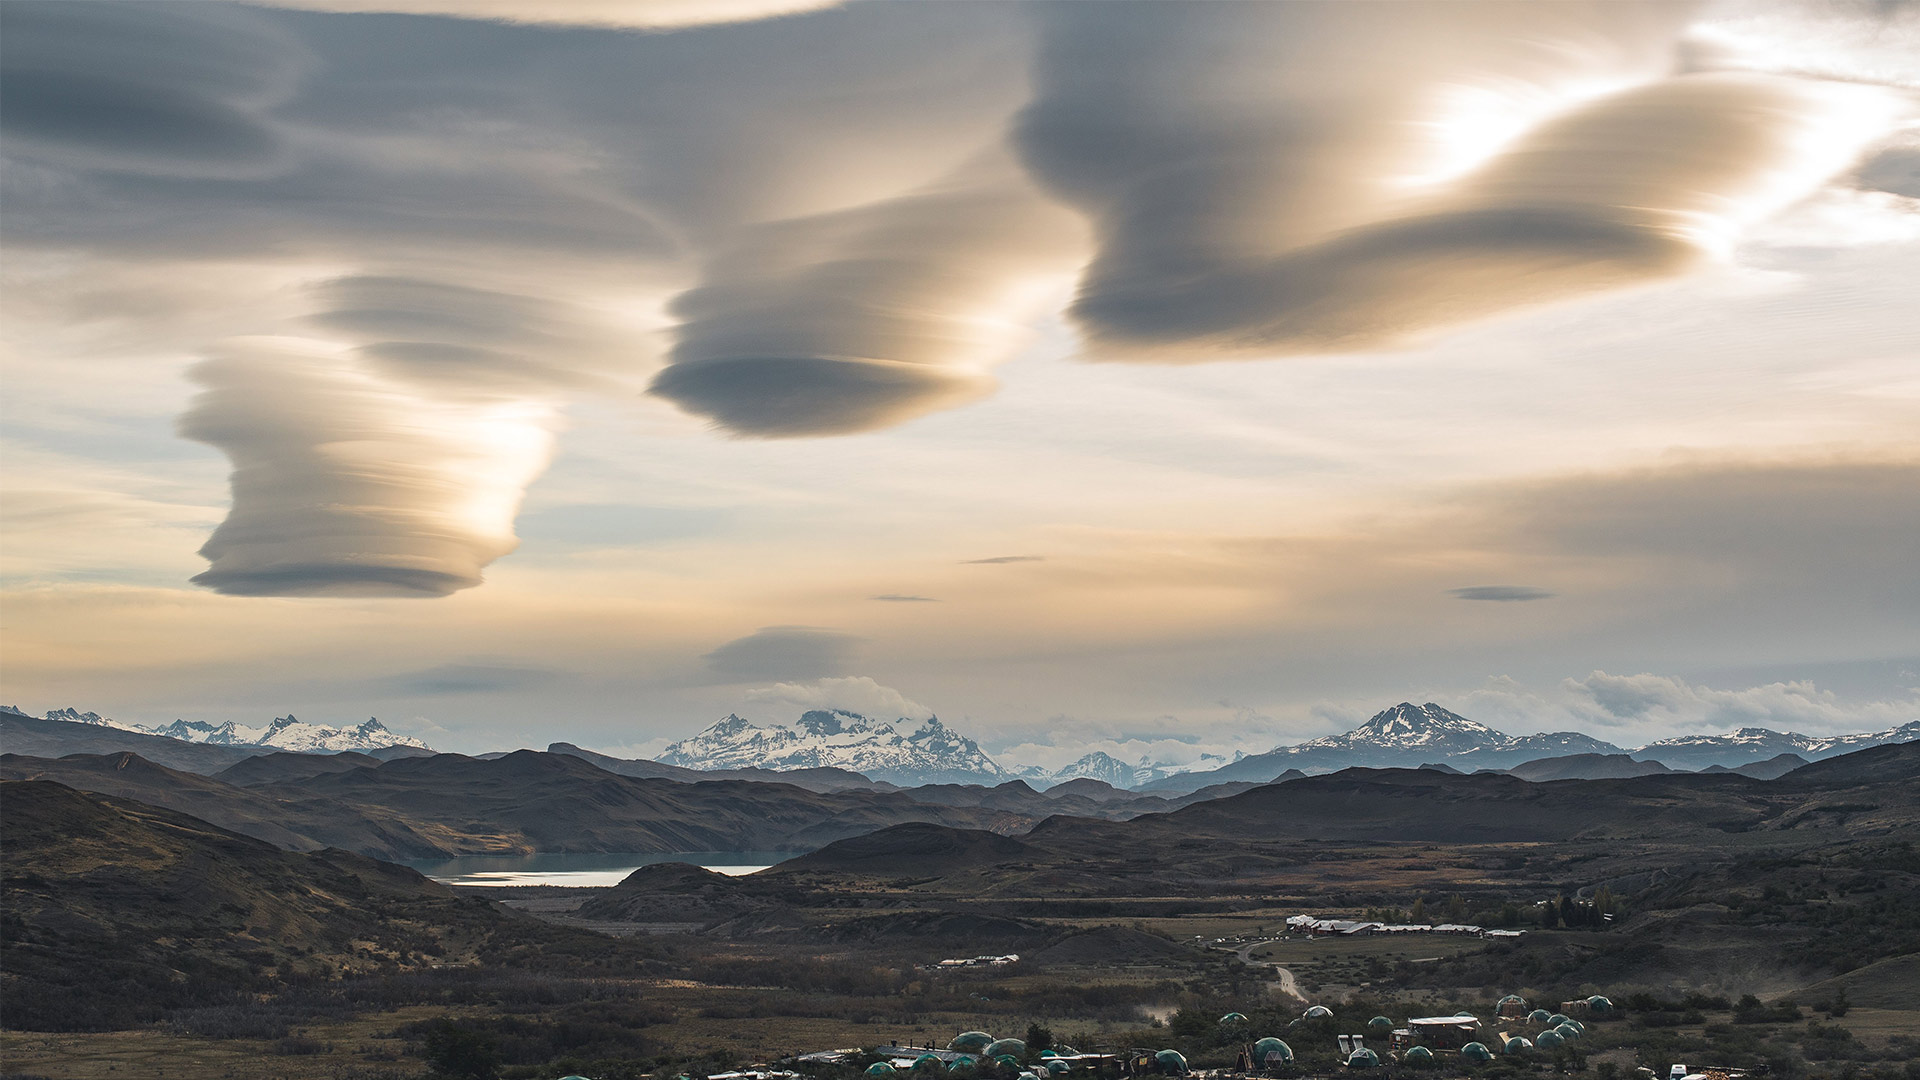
1446 893 1467 923
420 1019 499 1080
1026 1023 1055 1053
1410 898 1427 923
1830 987 1850 1018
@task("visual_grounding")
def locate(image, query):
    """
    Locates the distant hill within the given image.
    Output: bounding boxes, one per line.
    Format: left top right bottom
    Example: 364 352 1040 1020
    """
10 705 429 754
0 780 563 1031
780 821 1034 876
1508 753 1671 781
576 862 781 924
1702 752 1808 780
215 749 383 786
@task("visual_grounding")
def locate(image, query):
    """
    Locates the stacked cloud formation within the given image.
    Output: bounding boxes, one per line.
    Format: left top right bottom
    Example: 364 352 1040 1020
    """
1 0 1912 595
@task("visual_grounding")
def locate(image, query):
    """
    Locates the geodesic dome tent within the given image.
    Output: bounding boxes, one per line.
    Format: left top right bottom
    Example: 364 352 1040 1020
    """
1045 1061 1070 1074
1304 1005 1333 1019
916 1056 947 1071
1560 1019 1586 1037
1535 1030 1564 1050
869 1064 898 1076
1461 1043 1493 1062
1155 1049 1189 1075
950 1056 978 1069
1221 1012 1249 1025
1587 995 1614 1013
951 1033 994 1054
1528 1009 1553 1024
984 1040 1027 1060
1547 1013 1570 1026
1504 1038 1533 1054
1347 1048 1380 1068
995 1056 1022 1069
1366 1016 1393 1035
1252 1037 1292 1064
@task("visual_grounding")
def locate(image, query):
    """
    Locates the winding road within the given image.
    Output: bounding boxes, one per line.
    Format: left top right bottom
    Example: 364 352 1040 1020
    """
1230 941 1302 1000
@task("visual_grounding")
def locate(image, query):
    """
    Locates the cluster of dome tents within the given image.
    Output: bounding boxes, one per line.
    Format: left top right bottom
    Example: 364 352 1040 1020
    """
883 995 1613 1079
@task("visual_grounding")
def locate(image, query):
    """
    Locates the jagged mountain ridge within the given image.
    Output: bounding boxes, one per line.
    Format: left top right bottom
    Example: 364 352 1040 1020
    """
659 710 1008 786
12 706 429 754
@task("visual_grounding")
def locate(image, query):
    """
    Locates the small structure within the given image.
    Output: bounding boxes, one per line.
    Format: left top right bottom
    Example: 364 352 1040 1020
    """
1461 1042 1494 1062
1346 1048 1380 1069
1154 1049 1189 1076
1496 995 1529 1020
1389 1016 1480 1053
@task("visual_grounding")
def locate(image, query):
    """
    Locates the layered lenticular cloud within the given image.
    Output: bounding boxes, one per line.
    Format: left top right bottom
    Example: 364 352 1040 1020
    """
1 0 1911 597
1017 2 1907 357
180 342 558 597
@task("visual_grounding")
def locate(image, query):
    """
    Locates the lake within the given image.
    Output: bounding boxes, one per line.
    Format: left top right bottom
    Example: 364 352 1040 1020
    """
403 850 803 887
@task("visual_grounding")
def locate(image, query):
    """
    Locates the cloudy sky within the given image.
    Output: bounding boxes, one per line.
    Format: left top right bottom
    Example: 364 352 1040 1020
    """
2 0 1915 767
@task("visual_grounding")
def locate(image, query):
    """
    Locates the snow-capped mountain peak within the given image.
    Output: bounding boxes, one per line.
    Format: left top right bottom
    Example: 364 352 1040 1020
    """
659 710 1006 786
1294 702 1507 754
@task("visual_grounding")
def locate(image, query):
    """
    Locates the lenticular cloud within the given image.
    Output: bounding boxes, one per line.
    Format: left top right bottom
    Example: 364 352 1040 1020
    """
181 345 557 597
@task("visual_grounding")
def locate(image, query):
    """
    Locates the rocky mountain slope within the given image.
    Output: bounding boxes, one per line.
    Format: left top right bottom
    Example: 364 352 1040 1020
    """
0 780 564 1031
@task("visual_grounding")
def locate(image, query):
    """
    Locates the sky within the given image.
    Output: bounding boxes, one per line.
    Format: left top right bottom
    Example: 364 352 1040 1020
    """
1 0 1916 768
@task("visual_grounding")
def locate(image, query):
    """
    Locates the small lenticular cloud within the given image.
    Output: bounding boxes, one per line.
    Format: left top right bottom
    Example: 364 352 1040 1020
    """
1450 585 1555 602
871 594 938 602
964 555 1045 564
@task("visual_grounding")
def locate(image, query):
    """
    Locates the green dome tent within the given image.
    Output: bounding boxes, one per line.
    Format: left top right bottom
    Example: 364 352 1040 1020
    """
1547 1013 1570 1026
1560 1019 1586 1036
1039 1051 1058 1059
1366 1016 1393 1035
1504 1038 1533 1054
1535 1030 1564 1050
1220 1012 1250 1025
1252 1037 1292 1063
1304 1005 1333 1019
917 1055 948 1071
951 1056 978 1069
1462 1042 1494 1062
1154 1049 1188 1075
995 1056 1022 1069
951 1033 995 1054
1404 1046 1435 1063
984 1040 1027 1060
1045 1061 1070 1074
1527 1009 1553 1024
1587 995 1614 1013
1017 1072 1039 1080
869 1064 898 1077
1555 1023 1581 1041
1347 1048 1380 1068
1497 994 1527 1009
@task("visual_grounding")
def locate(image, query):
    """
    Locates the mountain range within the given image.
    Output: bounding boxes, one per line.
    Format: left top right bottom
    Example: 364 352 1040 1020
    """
9 705 430 754
5 700 1914 791
1134 702 1920 791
